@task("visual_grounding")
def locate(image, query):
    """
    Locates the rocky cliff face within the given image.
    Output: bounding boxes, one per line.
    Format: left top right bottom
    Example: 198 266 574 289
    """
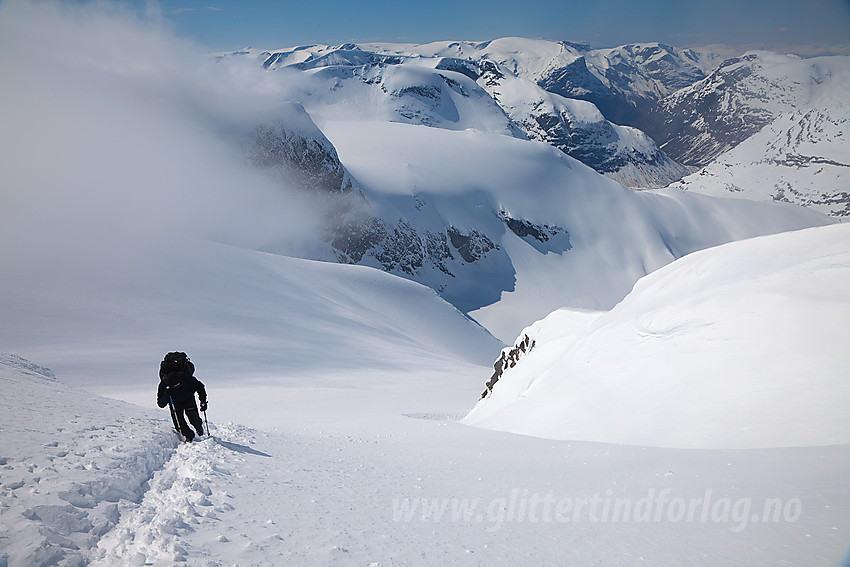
657 52 850 167
473 58 689 187
669 105 850 218
241 105 573 312
244 120 354 195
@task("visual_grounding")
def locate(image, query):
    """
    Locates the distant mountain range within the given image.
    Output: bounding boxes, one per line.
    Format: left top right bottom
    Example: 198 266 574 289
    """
229 39 848 201
223 39 841 339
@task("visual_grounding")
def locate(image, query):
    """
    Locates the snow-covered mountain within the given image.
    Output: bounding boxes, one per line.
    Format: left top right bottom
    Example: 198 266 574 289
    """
3 4 849 566
237 41 691 187
365 38 715 133
242 100 830 340
214 45 832 340
658 51 850 166
472 57 690 187
257 45 523 136
668 104 850 217
465 223 850 449
317 119 830 341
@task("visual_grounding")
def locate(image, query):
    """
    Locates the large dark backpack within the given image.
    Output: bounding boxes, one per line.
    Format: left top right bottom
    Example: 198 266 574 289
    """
160 351 195 379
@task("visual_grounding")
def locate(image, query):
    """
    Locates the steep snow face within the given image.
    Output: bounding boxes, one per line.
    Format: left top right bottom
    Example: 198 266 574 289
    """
464 223 850 449
659 52 850 166
668 105 850 218
321 120 832 341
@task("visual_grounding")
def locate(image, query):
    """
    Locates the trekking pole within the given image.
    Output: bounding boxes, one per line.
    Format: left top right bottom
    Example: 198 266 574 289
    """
203 409 210 438
168 397 180 434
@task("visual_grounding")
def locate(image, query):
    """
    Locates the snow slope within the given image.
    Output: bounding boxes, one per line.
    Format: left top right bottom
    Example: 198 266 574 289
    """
319 119 832 341
1 5 848 566
669 104 850 218
0 235 500 394
3 355 849 567
465 223 850 449
0 354 179 566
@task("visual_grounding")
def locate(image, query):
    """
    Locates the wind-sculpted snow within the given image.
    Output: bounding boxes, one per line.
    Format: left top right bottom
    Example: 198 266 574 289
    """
465 223 850 449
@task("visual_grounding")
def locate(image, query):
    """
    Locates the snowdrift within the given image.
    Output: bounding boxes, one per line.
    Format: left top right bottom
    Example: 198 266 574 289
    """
464 223 850 449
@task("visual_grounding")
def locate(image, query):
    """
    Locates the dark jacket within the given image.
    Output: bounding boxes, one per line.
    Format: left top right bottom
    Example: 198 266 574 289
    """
158 372 206 408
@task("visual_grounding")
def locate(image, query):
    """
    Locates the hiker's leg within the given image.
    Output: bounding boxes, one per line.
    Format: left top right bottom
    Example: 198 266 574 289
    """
185 405 204 436
174 407 194 441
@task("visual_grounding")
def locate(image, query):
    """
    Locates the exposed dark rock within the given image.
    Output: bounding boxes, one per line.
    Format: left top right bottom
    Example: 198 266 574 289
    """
481 334 536 398
243 120 354 194
500 213 569 247
435 57 480 81
447 227 499 263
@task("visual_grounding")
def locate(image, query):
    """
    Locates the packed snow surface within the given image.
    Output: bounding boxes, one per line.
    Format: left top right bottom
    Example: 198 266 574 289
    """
2 355 849 567
465 223 850 449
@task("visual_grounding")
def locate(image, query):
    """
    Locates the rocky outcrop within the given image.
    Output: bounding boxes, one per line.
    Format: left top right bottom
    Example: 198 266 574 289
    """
481 334 535 399
243 105 355 195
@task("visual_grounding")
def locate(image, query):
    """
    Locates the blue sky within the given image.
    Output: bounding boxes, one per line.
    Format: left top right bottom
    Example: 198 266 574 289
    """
138 0 850 52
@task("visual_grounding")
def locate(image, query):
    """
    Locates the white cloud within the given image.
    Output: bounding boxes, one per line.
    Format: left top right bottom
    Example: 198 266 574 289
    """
0 0 323 280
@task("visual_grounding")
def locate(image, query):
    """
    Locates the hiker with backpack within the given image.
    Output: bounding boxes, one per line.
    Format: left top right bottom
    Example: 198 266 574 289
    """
157 352 208 442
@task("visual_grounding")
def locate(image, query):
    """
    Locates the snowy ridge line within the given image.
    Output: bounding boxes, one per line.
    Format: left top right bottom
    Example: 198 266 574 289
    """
463 223 850 449
0 353 56 380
